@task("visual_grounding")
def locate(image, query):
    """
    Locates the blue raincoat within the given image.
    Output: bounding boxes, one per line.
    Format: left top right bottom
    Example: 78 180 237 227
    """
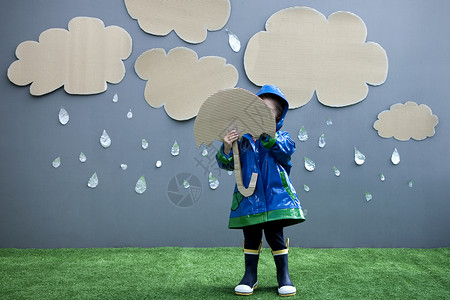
216 85 305 229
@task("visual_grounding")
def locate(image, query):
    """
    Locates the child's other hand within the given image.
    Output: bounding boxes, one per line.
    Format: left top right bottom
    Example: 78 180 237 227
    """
223 130 238 155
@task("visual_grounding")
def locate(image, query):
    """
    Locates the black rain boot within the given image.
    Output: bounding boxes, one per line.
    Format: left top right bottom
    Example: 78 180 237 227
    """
235 240 262 295
272 238 296 297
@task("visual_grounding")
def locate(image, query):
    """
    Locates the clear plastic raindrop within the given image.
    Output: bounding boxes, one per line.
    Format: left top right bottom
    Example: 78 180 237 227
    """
365 192 372 202
202 149 208 157
127 109 133 119
225 28 241 52
319 134 326 148
142 139 148 150
183 180 190 189
304 184 310 192
59 108 69 125
209 172 219 190
121 164 128 170
333 166 340 177
88 172 98 188
227 170 233 176
135 176 147 194
298 126 308 142
304 157 315 171
156 160 162 168
354 148 365 165
100 130 111 148
79 152 87 163
112 93 118 103
171 141 180 156
380 173 385 181
408 180 413 188
326 118 333 126
52 157 61 168
391 148 400 165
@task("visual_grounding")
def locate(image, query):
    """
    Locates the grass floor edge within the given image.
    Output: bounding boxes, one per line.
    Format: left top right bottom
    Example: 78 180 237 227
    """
1 247 449 299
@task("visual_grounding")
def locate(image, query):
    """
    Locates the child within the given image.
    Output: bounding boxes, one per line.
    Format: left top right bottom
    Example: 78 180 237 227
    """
216 85 305 296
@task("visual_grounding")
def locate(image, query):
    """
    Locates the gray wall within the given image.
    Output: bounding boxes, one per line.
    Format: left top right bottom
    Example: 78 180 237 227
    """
1 0 449 248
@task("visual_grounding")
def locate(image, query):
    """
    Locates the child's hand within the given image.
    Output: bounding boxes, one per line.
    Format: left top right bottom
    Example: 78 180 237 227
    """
223 130 238 155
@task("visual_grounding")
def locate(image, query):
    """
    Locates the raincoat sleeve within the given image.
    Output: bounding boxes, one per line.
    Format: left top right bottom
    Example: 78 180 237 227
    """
216 143 234 171
261 131 295 168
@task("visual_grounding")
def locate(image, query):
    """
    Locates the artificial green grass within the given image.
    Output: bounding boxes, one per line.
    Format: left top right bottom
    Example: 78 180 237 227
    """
0 247 449 299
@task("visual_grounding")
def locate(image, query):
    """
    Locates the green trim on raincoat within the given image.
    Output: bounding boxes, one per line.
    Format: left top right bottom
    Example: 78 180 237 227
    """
261 133 277 149
280 170 296 201
229 208 305 229
217 144 233 164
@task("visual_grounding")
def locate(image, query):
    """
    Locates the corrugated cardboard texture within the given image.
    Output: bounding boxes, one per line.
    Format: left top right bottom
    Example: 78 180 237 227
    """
244 6 388 108
135 47 238 121
193 88 276 147
124 0 230 44
194 88 275 197
373 102 438 141
7 17 132 96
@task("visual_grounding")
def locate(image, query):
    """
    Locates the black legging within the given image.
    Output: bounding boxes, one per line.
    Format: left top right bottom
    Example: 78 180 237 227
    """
243 222 286 251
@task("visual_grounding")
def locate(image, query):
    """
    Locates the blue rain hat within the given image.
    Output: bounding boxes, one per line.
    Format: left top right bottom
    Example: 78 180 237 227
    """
255 85 289 110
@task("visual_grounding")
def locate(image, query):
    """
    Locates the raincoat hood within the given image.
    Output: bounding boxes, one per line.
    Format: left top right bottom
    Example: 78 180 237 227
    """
256 85 289 131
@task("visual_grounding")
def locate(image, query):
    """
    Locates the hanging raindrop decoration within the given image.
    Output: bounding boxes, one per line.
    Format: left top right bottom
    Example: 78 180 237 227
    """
380 173 385 181
354 148 365 165
303 184 310 192
100 130 111 148
225 28 241 52
79 152 87 163
58 108 69 125
304 157 315 171
202 148 208 156
318 134 326 148
155 160 162 168
408 180 413 188
183 180 190 189
112 93 118 103
88 172 98 188
365 192 372 202
326 118 333 126
209 172 219 190
171 141 180 156
142 139 149 149
120 164 128 170
135 175 147 194
333 166 340 177
127 109 133 119
391 148 400 165
52 157 61 168
298 126 308 141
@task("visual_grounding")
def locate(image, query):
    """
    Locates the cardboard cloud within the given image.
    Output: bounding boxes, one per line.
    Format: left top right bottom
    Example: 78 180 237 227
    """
244 6 388 108
7 17 132 96
135 47 238 121
373 102 438 141
124 0 230 44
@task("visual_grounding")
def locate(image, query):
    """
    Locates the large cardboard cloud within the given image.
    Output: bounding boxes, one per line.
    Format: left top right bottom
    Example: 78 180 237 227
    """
373 102 438 141
135 47 238 121
124 0 230 44
7 17 132 96
244 6 388 108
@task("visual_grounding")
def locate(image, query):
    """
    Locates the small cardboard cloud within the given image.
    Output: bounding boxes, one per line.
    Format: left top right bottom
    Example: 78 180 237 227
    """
124 0 230 44
244 6 388 108
7 17 132 96
373 102 438 141
134 47 238 121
